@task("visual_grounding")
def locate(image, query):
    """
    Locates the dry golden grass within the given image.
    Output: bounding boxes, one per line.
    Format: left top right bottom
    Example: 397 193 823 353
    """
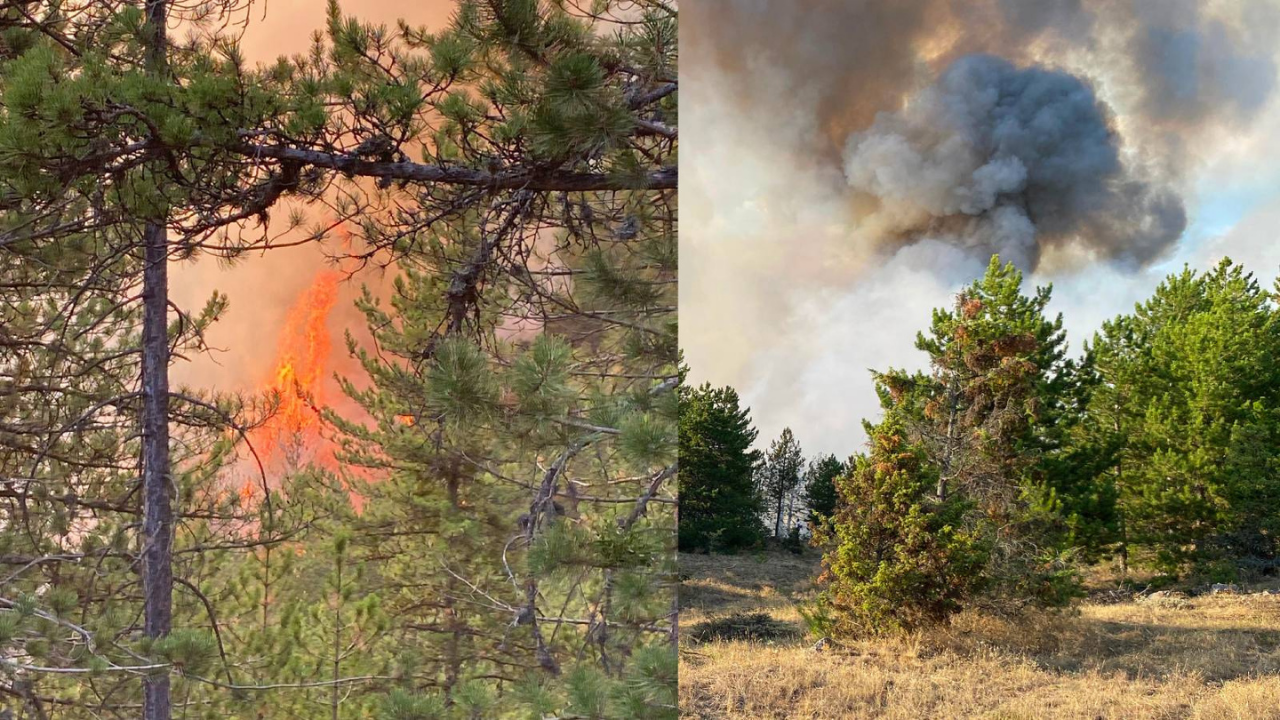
679 551 1280 719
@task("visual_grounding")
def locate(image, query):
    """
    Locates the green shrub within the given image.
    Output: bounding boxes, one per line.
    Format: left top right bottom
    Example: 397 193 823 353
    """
811 420 991 635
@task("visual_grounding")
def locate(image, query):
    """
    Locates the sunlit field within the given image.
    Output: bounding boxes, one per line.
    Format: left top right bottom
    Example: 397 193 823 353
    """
679 552 1280 719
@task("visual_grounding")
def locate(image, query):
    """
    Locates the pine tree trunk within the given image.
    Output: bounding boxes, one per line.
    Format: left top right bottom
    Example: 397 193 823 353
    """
784 491 793 534
262 546 272 632
332 553 343 720
939 383 958 502
774 491 783 538
141 221 172 720
140 3 172 718
444 474 461 699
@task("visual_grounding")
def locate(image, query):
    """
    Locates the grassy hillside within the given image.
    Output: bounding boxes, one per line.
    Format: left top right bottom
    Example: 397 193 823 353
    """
679 551 1280 719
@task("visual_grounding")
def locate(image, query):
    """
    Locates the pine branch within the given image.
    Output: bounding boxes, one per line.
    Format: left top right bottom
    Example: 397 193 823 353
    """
622 461 678 530
231 140 677 191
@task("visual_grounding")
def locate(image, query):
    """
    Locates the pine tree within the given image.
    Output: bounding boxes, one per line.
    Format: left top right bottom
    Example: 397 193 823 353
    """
195 468 364 719
1088 259 1280 577
900 256 1081 606
804 454 845 531
678 381 764 552
331 192 678 715
314 3 680 713
817 257 1084 634
0 193 256 717
811 413 989 635
0 0 678 717
758 428 804 538
1032 347 1123 565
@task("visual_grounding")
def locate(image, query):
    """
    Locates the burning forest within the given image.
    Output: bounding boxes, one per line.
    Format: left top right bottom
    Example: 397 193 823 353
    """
0 2 677 719
246 269 342 475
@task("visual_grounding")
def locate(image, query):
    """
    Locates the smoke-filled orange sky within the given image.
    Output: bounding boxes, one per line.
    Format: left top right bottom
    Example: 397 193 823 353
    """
169 0 452 401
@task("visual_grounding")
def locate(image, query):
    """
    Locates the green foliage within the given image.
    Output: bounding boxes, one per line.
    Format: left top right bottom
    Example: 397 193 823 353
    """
509 334 575 419
781 526 807 554
620 411 678 468
428 338 501 422
813 416 991 635
758 427 805 538
0 0 677 716
677 382 765 552
565 664 613 718
530 521 594 573
151 630 218 676
380 689 447 720
1030 349 1123 563
804 454 846 530
1087 259 1280 576
618 643 679 718
816 254 1280 637
818 257 1089 634
315 3 678 714
0 612 20 645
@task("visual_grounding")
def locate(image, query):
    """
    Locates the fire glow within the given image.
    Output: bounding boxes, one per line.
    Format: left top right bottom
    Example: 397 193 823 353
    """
246 269 342 476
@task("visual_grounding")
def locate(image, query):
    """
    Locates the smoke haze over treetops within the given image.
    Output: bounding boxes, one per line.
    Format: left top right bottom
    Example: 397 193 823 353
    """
170 0 452 397
682 0 1280 456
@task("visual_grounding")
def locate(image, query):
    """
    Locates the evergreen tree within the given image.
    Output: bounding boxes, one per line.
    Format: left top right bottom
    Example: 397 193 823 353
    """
803 454 845 530
316 4 680 714
0 192 268 717
815 255 1280 633
758 428 804 538
329 170 678 713
1033 348 1123 565
1088 259 1280 577
0 0 678 717
817 256 1084 634
678 382 764 552
812 414 990 635
199 468 369 719
895 256 1081 607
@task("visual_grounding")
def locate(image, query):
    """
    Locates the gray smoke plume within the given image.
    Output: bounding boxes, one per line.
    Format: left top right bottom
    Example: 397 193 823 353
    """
682 0 1280 455
684 0 1278 159
844 54 1186 269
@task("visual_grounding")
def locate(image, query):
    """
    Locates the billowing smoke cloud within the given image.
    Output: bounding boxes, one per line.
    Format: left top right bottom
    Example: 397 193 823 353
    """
684 0 1277 153
1132 0 1279 127
844 54 1186 269
682 0 1280 456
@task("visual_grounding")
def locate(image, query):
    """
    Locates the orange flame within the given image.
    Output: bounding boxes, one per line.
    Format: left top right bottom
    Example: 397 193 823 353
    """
247 269 342 473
